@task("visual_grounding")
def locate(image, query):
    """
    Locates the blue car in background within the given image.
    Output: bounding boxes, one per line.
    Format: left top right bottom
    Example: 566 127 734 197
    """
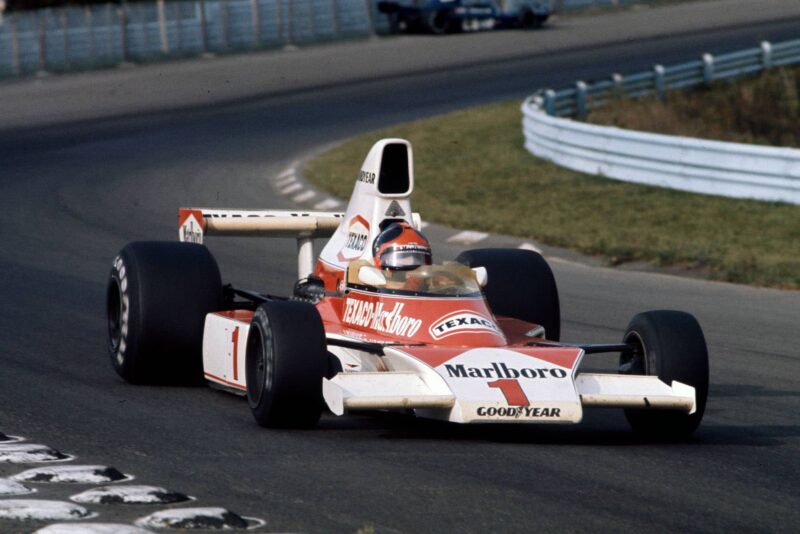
378 0 550 34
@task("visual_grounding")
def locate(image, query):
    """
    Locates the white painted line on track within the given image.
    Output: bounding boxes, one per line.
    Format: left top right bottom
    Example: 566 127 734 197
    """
518 242 542 253
447 230 489 245
71 485 193 505
35 523 152 534
135 507 263 530
12 465 131 484
276 176 297 187
0 499 95 521
292 190 316 203
314 198 341 210
277 167 295 179
0 478 35 496
280 183 303 194
0 443 72 463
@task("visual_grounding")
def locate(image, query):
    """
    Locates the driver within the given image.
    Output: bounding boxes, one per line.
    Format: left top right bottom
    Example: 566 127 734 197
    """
373 221 432 271
372 222 432 290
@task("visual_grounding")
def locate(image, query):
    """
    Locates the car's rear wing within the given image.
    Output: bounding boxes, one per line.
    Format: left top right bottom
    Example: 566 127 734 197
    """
178 208 421 278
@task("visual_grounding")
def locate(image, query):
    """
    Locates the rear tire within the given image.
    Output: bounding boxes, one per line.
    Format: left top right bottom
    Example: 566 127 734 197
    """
620 310 709 439
519 9 536 29
246 301 328 428
425 9 455 34
107 241 222 384
455 248 560 341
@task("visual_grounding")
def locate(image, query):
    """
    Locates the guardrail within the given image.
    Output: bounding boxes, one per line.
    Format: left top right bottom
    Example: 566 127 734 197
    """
539 39 800 117
522 39 800 205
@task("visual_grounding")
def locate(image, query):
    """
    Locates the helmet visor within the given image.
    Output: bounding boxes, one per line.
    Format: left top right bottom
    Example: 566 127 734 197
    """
380 245 432 270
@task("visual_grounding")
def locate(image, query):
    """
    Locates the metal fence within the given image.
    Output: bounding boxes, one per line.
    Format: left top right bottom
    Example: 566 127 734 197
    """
522 38 800 205
0 0 379 76
539 38 800 117
0 0 670 78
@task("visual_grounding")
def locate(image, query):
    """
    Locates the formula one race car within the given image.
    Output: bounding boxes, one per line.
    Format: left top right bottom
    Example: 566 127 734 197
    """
378 0 549 34
106 139 709 438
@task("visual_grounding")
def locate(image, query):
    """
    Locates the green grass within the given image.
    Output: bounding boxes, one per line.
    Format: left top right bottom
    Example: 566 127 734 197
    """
588 66 800 147
305 100 800 289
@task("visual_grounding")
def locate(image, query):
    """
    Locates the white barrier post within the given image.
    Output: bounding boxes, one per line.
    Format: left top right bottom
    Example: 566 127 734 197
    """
612 72 623 93
702 53 714 85
654 64 665 100
544 89 556 116
761 41 772 69
576 81 588 117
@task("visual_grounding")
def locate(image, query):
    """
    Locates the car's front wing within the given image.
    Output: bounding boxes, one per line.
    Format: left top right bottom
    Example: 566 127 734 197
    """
322 344 696 424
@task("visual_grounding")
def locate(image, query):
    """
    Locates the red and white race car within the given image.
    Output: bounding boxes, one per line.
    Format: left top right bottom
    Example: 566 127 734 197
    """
107 138 709 438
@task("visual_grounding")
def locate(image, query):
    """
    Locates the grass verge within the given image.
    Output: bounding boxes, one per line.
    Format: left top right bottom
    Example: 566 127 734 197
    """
304 100 800 289
587 66 800 147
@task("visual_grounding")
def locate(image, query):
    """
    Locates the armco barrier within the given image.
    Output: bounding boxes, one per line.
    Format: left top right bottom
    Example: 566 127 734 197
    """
523 38 800 205
539 39 800 117
522 101 800 204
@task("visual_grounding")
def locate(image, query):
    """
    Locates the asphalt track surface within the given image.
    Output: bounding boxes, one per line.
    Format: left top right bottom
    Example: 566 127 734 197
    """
1 1 800 532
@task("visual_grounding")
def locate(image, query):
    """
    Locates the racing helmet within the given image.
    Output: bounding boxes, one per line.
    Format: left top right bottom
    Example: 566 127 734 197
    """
372 222 432 271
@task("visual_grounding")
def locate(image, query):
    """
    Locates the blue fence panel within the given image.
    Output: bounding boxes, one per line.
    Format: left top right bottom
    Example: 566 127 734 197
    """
256 0 283 45
16 13 42 73
227 0 256 49
339 0 370 35
0 19 13 75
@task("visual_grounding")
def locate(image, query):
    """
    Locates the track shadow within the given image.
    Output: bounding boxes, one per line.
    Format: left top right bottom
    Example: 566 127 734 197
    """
318 409 800 447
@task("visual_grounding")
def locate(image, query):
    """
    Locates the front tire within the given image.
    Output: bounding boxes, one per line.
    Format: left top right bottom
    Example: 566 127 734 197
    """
107 241 222 384
456 248 560 341
246 301 328 428
620 310 709 439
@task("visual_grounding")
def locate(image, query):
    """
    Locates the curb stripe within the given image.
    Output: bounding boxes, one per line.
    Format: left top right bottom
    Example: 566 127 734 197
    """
277 167 295 179
447 230 489 245
280 183 303 194
276 176 297 187
292 190 315 203
314 199 341 210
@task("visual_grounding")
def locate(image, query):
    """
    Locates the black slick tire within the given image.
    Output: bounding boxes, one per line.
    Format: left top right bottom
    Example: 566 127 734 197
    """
455 248 560 341
246 301 328 428
425 9 455 34
519 9 535 29
620 310 709 439
107 241 222 384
